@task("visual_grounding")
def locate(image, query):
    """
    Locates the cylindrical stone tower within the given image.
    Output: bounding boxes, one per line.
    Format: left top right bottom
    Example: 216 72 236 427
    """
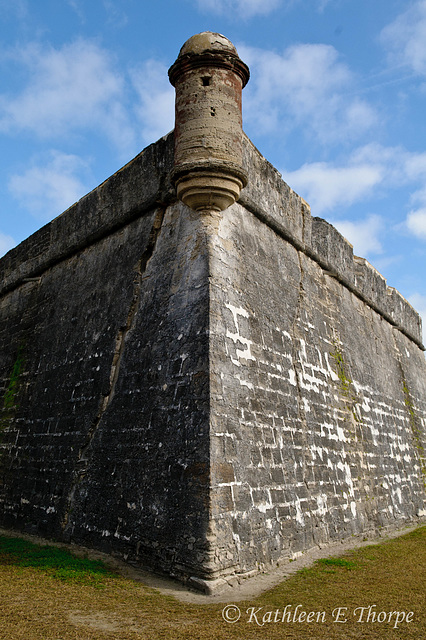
168 32 250 212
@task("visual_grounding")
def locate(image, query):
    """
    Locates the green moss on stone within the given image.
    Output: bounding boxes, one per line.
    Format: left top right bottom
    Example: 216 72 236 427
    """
330 340 363 445
331 345 353 397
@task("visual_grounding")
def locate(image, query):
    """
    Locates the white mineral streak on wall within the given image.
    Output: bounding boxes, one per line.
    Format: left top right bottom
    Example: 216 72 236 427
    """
217 480 243 488
232 531 241 551
297 338 338 394
236 375 254 390
256 489 273 514
294 497 305 525
289 369 297 386
225 303 256 369
219 299 424 567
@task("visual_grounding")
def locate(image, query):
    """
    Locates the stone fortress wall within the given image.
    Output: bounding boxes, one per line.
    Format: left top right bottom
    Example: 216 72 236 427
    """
0 32 425 593
208 135 426 586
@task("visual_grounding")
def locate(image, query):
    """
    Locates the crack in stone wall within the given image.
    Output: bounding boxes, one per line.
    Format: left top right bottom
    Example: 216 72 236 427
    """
62 208 166 533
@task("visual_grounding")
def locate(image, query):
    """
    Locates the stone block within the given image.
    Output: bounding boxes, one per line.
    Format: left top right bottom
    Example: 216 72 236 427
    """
311 217 354 284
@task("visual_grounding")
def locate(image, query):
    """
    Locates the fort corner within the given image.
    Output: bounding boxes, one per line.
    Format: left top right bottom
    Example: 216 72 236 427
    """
0 32 425 595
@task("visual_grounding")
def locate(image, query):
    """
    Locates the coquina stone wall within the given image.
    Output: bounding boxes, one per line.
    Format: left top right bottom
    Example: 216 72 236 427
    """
0 134 213 578
0 131 425 592
208 137 426 585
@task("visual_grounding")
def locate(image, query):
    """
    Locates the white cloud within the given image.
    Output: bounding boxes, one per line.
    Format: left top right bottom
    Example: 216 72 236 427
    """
9 151 89 221
351 143 406 181
284 159 383 214
0 232 16 257
406 208 426 239
400 151 426 239
130 60 175 144
239 43 377 143
282 143 426 251
381 1 426 76
283 143 426 219
0 39 135 153
404 152 426 181
331 215 384 257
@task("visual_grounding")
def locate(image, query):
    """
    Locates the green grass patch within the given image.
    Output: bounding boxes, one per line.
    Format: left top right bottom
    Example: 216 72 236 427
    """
0 535 117 587
315 557 357 568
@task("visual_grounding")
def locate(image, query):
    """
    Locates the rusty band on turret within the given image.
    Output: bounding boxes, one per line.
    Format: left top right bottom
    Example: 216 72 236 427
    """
168 52 250 88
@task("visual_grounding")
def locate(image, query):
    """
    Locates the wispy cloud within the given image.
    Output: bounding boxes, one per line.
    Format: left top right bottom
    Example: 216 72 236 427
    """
285 160 383 214
130 60 174 145
8 151 89 221
281 140 426 257
0 39 135 154
193 0 336 18
103 0 129 27
66 0 86 23
193 0 282 18
0 232 16 257
240 43 377 144
406 208 426 239
0 0 28 20
331 215 384 257
381 0 426 76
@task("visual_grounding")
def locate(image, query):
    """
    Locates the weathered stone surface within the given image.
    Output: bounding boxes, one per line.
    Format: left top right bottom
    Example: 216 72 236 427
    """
0 133 175 297
0 129 425 591
240 133 312 246
239 136 423 349
0 186 213 579
353 256 387 308
169 32 249 212
312 217 354 285
208 200 426 578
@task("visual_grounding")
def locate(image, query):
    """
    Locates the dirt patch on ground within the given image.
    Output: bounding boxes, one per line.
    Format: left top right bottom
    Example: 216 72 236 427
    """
68 611 123 633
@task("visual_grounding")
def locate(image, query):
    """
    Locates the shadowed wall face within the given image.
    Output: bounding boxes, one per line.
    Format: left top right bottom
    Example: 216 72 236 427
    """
0 196 214 579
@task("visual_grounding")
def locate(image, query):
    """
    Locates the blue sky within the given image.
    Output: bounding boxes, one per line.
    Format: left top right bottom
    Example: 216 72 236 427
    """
1 0 425 335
